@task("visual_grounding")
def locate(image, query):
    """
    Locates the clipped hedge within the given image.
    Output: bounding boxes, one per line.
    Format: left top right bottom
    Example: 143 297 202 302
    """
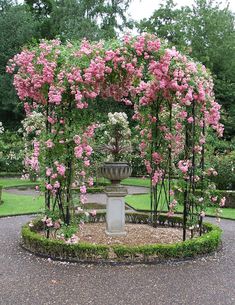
112 222 221 260
0 172 22 178
22 225 109 260
75 186 105 194
21 213 222 263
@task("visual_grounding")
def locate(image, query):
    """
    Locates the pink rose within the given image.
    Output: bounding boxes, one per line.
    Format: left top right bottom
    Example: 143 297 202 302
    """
80 185 86 194
220 197 226 207
187 117 194 124
57 164 66 176
46 167 52 177
88 177 94 186
46 183 53 190
45 139 54 149
211 196 218 203
84 160 90 167
178 160 190 174
90 210 97 217
54 181 60 188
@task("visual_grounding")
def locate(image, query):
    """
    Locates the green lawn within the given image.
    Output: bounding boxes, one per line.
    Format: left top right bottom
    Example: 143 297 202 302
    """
125 193 235 220
0 178 43 216
125 194 167 211
96 177 151 187
0 192 44 216
121 177 151 187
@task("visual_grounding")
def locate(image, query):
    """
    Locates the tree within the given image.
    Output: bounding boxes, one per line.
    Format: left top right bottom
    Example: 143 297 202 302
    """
0 0 15 12
24 0 53 18
49 0 132 41
188 0 235 138
0 3 39 128
138 0 189 49
24 0 54 38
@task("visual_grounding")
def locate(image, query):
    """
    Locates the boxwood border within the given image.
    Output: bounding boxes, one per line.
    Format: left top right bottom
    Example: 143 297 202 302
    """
21 212 222 263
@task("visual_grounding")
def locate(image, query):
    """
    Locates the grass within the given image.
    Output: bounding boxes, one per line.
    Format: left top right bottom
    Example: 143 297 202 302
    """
121 177 150 187
0 178 43 216
95 177 151 187
125 193 235 220
125 194 167 211
0 192 44 216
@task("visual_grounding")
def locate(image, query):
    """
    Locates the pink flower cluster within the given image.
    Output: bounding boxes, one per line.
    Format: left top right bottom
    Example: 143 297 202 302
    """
152 169 163 186
178 160 191 174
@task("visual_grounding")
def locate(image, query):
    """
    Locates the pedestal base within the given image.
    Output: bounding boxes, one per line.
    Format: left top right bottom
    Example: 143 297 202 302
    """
105 230 127 237
105 185 127 236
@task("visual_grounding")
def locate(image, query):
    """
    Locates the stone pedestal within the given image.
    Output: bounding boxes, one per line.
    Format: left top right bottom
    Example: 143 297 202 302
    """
105 185 127 236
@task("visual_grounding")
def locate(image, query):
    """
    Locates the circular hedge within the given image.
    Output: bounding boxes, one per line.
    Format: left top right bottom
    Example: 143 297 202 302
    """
21 213 222 263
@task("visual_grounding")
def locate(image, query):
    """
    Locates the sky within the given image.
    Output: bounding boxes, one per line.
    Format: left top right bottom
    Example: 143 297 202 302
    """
128 0 235 21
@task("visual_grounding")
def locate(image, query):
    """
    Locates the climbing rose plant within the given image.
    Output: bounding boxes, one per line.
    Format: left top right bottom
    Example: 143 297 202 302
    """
7 34 224 237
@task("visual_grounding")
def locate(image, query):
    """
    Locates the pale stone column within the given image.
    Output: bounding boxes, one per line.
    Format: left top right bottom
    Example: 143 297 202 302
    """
105 185 127 236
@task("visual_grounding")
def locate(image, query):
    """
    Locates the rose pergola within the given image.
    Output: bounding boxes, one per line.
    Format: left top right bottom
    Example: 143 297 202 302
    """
7 34 223 241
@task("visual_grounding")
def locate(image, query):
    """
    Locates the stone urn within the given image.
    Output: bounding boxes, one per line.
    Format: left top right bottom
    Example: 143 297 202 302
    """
99 162 132 185
99 162 132 236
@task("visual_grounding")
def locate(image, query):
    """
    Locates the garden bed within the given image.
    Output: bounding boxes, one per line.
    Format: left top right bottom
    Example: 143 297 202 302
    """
21 213 222 263
48 222 192 246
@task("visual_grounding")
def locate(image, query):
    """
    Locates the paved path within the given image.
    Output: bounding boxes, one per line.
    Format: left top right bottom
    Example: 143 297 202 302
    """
0 216 234 305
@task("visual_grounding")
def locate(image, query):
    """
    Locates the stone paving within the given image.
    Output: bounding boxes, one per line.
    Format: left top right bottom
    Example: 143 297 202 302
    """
0 216 234 305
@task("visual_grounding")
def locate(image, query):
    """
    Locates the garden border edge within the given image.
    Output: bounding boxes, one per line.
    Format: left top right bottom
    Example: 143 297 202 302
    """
21 213 222 264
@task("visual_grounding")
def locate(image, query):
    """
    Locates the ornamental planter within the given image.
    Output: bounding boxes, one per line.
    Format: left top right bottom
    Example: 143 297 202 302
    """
99 162 132 185
100 162 132 236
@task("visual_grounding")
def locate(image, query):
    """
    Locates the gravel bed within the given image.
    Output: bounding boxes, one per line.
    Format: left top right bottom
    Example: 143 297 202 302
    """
73 223 187 246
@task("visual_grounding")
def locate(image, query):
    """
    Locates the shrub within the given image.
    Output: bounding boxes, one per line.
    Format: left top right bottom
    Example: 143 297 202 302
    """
0 131 24 173
210 151 235 190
